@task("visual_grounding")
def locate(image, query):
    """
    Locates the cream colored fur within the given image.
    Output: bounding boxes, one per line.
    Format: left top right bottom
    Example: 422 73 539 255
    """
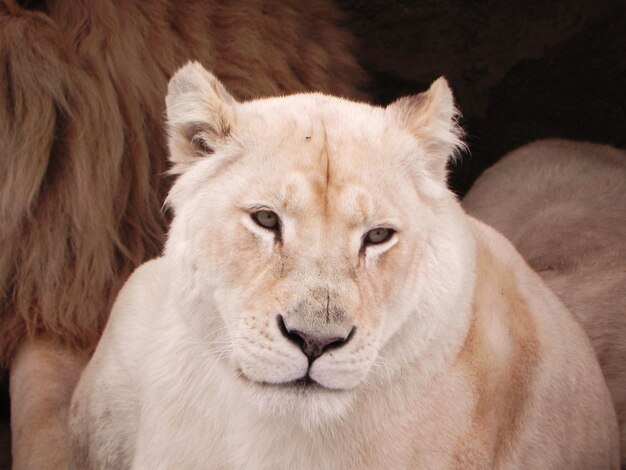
70 64 619 469
463 139 626 465
9 337 87 469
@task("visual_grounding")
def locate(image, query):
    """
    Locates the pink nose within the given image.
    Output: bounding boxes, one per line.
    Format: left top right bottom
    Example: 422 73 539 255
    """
276 315 356 363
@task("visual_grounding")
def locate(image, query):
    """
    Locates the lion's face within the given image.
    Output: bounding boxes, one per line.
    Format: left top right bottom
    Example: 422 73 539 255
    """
164 62 463 422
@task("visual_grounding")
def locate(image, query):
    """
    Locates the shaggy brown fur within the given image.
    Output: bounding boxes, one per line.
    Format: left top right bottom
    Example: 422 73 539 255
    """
0 0 366 366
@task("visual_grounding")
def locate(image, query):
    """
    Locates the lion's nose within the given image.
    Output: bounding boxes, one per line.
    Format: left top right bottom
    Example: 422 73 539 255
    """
276 315 356 363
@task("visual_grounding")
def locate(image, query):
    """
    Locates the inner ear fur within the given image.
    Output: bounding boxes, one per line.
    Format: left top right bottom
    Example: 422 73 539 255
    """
165 61 237 170
387 77 465 181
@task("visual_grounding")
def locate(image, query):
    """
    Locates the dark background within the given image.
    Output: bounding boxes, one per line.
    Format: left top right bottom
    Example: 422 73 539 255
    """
1 1 625 466
338 0 626 195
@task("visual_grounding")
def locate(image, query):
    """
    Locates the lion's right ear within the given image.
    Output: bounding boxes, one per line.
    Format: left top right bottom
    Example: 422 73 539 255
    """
165 61 237 172
386 77 464 183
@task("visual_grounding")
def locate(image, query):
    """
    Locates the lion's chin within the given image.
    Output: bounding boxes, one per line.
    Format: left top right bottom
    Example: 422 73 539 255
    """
236 372 356 428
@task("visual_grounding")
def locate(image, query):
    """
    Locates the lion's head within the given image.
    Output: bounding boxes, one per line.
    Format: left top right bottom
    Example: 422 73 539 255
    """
162 62 474 425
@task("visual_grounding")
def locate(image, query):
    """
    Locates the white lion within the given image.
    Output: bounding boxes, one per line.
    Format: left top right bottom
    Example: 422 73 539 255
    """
69 63 619 469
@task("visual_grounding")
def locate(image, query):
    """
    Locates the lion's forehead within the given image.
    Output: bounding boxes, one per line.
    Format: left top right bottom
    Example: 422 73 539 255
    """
239 94 393 166
229 98 414 237
241 135 403 207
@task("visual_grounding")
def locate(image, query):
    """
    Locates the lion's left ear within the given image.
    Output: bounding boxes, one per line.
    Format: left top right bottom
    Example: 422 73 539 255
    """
165 61 237 173
386 77 464 181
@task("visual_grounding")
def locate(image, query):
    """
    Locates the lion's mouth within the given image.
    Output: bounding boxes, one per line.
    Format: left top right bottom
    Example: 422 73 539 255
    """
279 375 327 391
236 368 328 392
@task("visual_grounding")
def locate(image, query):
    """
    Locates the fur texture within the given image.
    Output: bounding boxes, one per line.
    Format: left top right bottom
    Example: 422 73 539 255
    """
69 65 619 469
0 0 365 365
463 139 626 464
9 336 88 468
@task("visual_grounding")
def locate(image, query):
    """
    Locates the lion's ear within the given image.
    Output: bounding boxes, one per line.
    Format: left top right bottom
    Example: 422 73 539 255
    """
386 77 464 181
165 61 237 171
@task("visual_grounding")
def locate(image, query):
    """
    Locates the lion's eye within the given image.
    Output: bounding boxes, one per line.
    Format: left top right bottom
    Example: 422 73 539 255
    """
364 227 395 246
251 210 280 230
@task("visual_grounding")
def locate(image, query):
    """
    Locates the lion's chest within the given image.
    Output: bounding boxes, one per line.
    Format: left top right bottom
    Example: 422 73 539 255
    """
140 374 476 470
